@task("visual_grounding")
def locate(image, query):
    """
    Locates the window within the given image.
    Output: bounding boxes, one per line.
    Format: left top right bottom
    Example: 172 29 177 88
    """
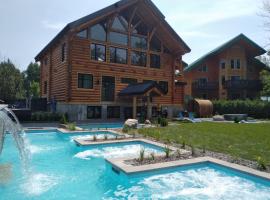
221 76 225 85
198 78 208 85
131 36 147 50
143 80 156 83
91 44 106 62
121 78 137 85
236 59 241 69
107 106 120 119
150 54 161 69
199 65 208 72
159 81 168 94
112 16 127 31
150 35 161 52
61 43 66 62
78 74 93 89
44 81 47 94
109 32 128 46
231 59 235 69
132 16 148 35
89 23 106 41
131 51 146 67
76 29 87 38
87 106 101 119
220 61 226 69
109 47 127 64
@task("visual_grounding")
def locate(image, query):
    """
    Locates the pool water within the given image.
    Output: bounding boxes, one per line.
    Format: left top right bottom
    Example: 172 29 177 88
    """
78 123 123 130
0 130 270 200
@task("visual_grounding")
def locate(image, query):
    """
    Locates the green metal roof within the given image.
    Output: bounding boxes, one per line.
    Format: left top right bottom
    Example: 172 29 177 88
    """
184 34 266 72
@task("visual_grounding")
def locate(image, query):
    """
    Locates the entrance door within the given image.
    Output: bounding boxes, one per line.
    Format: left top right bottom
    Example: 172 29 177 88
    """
102 76 115 101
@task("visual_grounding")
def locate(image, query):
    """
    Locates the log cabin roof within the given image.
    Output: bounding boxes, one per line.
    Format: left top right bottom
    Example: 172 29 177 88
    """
118 82 164 96
35 0 190 60
184 33 266 72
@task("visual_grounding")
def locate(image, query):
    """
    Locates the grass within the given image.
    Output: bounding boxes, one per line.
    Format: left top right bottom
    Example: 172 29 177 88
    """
139 122 270 164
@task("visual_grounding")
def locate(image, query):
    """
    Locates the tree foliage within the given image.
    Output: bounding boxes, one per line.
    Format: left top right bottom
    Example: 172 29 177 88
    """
23 62 40 98
261 69 270 97
0 60 24 102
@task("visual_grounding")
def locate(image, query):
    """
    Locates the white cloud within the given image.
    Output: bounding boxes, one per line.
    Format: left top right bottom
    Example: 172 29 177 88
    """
41 20 66 30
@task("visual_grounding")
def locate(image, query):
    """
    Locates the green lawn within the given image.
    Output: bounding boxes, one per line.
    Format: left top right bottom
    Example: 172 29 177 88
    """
139 122 270 164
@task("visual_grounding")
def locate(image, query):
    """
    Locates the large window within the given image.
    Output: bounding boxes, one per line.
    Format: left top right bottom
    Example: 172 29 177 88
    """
91 44 106 62
78 74 93 89
150 54 161 69
107 106 120 119
109 32 128 46
150 35 161 52
89 23 106 41
109 47 127 64
87 106 101 119
131 36 147 50
121 78 137 85
159 81 168 94
131 51 146 67
76 29 87 38
112 16 127 31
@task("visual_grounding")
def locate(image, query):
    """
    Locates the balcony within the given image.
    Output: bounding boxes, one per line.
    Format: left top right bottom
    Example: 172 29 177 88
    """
224 80 262 90
192 81 219 90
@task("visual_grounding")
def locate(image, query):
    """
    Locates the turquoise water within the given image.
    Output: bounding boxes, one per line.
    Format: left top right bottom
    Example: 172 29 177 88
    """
0 130 270 200
78 123 123 130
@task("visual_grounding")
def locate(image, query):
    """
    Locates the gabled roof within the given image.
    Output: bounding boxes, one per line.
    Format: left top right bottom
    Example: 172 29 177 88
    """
35 0 190 60
184 34 266 72
118 82 164 96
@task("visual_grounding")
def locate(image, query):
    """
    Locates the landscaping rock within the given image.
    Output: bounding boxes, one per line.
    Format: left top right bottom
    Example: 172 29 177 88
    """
124 119 138 129
145 120 151 125
213 115 225 121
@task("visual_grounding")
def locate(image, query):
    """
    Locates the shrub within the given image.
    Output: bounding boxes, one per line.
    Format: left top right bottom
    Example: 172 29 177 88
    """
122 125 130 133
67 123 76 131
150 152 155 161
234 117 240 124
256 156 267 170
104 134 108 140
31 112 62 122
213 100 270 119
60 113 68 124
160 118 168 127
164 145 171 158
139 148 145 163
191 145 196 156
93 135 97 141
181 141 186 149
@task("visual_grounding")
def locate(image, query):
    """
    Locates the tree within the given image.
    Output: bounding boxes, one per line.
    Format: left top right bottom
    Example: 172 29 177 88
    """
23 62 40 98
260 70 270 97
0 60 24 102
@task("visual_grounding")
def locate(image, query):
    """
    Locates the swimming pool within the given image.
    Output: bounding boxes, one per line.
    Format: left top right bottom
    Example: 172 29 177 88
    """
78 123 123 130
0 130 270 199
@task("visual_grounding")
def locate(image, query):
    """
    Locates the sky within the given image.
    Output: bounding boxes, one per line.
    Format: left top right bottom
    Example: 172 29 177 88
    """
0 0 268 71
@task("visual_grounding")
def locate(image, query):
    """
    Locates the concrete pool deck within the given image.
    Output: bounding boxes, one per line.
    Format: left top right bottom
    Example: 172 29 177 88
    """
106 156 270 181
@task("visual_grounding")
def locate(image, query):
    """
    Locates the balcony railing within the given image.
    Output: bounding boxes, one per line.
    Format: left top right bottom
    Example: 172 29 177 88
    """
224 80 262 90
192 81 219 90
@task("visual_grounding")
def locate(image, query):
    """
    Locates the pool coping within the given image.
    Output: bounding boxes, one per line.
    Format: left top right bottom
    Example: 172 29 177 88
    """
106 156 270 181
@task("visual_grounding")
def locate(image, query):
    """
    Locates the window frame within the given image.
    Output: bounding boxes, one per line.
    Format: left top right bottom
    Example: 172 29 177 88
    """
77 73 94 89
109 47 128 64
87 106 102 119
131 51 147 67
150 54 161 69
121 78 138 85
90 43 106 62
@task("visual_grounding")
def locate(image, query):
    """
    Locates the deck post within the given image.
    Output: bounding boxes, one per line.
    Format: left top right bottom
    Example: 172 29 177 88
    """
147 95 151 120
133 96 137 119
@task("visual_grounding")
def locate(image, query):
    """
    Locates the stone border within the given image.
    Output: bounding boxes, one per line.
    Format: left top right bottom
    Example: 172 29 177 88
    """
106 156 270 181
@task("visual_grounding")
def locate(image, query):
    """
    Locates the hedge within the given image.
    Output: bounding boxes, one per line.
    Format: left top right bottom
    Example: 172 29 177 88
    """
213 100 270 119
30 112 62 122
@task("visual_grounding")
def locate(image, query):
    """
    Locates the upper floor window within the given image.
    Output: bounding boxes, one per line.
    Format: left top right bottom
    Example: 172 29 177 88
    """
199 65 208 72
197 78 208 85
112 16 127 32
76 29 87 39
220 60 226 69
150 35 161 52
108 32 128 46
78 73 93 89
131 51 147 67
89 23 106 42
61 43 66 62
91 44 106 62
121 78 137 85
132 15 148 35
109 47 127 64
150 54 161 69
236 59 241 69
131 36 147 50
231 59 241 69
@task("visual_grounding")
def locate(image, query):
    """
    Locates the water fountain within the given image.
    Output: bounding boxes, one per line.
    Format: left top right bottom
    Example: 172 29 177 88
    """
0 105 29 169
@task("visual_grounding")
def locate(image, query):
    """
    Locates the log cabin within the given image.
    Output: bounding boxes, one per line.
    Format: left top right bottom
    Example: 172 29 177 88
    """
184 34 267 100
35 0 190 121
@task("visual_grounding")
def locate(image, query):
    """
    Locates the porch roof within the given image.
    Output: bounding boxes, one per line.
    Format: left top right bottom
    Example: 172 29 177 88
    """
118 82 164 97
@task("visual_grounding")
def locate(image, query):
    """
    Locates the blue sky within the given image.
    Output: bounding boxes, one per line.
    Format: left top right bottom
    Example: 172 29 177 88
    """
0 0 268 70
